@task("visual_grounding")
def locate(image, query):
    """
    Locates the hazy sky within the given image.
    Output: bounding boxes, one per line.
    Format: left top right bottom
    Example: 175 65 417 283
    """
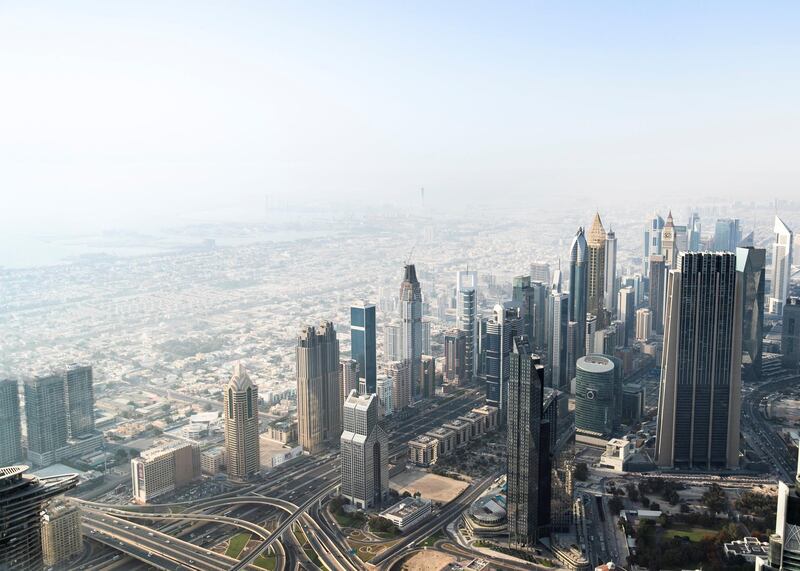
1 1 799 234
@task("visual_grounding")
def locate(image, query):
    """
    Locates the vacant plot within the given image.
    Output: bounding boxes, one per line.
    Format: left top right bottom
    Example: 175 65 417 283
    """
401 550 456 571
390 470 469 503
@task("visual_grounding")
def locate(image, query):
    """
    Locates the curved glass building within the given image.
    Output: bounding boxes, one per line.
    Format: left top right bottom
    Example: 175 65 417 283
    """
575 354 615 439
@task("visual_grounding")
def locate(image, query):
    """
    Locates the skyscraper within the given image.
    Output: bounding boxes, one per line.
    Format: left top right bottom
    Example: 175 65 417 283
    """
339 359 359 402
375 376 393 416
24 374 68 467
549 292 569 392
296 323 341 454
737 246 766 381
714 218 741 251
383 323 401 362
420 355 436 399
350 302 377 393
661 211 678 269
224 363 260 481
531 281 549 353
400 264 423 398
530 262 551 285
568 227 588 361
586 213 607 326
688 212 702 251
648 254 667 334
643 213 664 274
386 360 411 412
340 391 388 509
513 275 535 341
770 215 794 315
604 229 618 317
456 270 478 380
507 336 550 547
783 298 800 370
64 364 94 438
635 308 652 342
444 329 467 385
617 286 636 347
575 355 616 440
656 252 742 469
485 303 523 412
41 499 83 568
0 379 23 467
0 466 78 571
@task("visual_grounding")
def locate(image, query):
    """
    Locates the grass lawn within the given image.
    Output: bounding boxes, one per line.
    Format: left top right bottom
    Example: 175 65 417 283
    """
254 554 277 570
333 512 365 528
225 532 252 559
421 530 445 547
663 526 718 542
293 525 308 546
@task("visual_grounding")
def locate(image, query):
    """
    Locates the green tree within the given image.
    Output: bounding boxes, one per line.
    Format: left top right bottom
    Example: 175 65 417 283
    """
574 462 589 481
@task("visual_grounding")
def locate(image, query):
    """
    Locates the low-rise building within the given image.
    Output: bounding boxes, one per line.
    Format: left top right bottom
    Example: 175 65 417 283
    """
458 411 486 439
599 438 635 472
723 538 770 563
471 405 499 431
131 441 201 504
425 427 457 457
465 493 507 536
267 420 297 444
408 435 439 467
41 499 83 567
201 447 225 475
443 419 471 448
380 497 432 531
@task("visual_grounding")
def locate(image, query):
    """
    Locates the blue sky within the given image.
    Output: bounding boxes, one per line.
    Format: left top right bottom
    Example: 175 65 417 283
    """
1 1 799 233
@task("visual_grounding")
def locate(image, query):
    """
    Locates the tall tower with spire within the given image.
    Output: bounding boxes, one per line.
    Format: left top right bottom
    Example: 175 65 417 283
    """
224 363 260 482
586 213 607 327
568 228 588 361
399 264 423 398
662 211 678 269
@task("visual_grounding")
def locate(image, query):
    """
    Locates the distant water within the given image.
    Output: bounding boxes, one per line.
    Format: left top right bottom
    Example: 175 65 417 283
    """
0 227 329 269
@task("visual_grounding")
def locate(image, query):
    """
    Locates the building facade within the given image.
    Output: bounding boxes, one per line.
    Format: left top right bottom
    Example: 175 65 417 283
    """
420 355 436 398
64 364 95 438
485 302 523 412
41 499 83 567
224 363 261 480
656 252 742 470
783 298 800 370
568 227 588 360
0 379 23 467
635 308 652 342
386 360 411 412
737 246 766 381
456 270 478 380
587 213 607 327
575 355 616 439
648 254 667 334
770 216 794 315
350 302 377 393
340 391 388 509
444 329 468 384
24 375 69 467
131 441 201 503
604 229 618 317
297 323 340 454
400 264 424 398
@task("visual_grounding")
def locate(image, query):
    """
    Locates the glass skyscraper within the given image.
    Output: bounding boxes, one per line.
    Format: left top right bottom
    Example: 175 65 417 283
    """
350 302 376 393
485 303 522 413
737 247 766 381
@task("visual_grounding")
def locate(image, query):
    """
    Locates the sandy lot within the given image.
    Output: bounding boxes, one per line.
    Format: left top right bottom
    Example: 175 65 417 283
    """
401 550 456 571
390 469 469 503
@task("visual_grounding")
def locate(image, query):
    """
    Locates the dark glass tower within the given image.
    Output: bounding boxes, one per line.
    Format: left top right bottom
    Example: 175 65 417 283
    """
736 247 766 382
568 228 588 360
507 336 550 547
513 275 535 341
485 303 522 413
350 302 377 393
648 254 667 334
656 252 742 469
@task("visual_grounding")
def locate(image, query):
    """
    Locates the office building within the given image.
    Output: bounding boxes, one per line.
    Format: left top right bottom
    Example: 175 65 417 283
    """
604 229 618 317
587 213 607 327
648 254 667 334
635 308 652 342
531 281 549 352
714 218 741 251
485 303 523 412
656 252 742 469
507 336 550 546
566 320 580 383
132 441 201 503
340 391 388 509
688 212 702 251
568 227 588 360
350 302 377 393
383 323 401 362
457 270 478 380
530 261 551 285
24 374 68 467
387 360 411 411
380 497 432 531
297 322 340 454
444 329 468 384
224 363 260 480
575 355 616 439
585 314 598 354
513 275 535 341
0 466 78 571
618 287 635 347
420 355 436 398
662 211 678 269
64 364 94 438
376 376 393 416
549 292 569 392
201 447 225 475
339 359 359 403
737 247 766 381
643 213 665 275
770 216 794 315
783 298 800 370
0 379 23 467
41 499 83 567
400 264 424 397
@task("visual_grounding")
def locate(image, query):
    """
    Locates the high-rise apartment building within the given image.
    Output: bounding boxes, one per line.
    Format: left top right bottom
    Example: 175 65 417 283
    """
656 252 742 469
456 270 478 380
507 337 550 547
575 355 616 439
586 213 607 327
350 302 377 393
648 254 667 334
41 499 83 568
0 467 77 571
635 308 652 342
444 329 467 384
64 364 94 438
0 379 23 467
568 227 588 360
224 363 261 480
604 229 618 317
643 213 665 275
617 287 635 347
737 247 766 381
340 391 388 509
770 215 794 315
386 360 411 412
783 298 800 370
714 218 741 252
383 323 401 362
339 359 359 403
400 264 424 398
376 376 393 416
485 303 523 412
24 374 68 467
132 441 201 503
297 323 340 454
420 355 436 399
